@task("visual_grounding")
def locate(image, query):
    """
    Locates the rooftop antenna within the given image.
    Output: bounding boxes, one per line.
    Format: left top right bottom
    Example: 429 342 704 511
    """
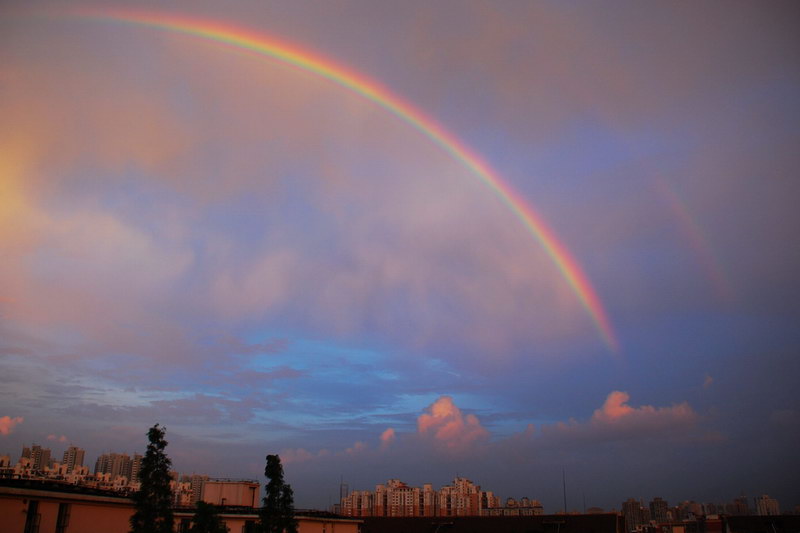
562 467 567 514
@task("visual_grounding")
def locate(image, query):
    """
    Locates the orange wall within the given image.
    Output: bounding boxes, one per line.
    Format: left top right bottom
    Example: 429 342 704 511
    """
1 488 361 533
297 520 360 533
0 492 131 533
179 514 361 533
0 496 28 532
68 501 132 533
201 481 259 507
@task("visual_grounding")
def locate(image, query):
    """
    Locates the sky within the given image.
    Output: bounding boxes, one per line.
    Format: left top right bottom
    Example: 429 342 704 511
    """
1 0 799 513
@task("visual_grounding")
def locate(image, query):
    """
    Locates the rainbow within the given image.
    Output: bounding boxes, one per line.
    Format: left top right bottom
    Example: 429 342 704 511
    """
655 180 733 303
58 6 618 351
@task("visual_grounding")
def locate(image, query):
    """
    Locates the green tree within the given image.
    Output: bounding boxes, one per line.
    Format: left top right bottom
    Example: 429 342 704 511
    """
130 424 174 533
190 501 228 533
259 454 297 533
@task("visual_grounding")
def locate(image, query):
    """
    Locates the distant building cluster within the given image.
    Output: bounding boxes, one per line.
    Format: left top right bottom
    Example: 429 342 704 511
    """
620 494 782 532
2 441 793 530
339 477 543 517
0 443 258 508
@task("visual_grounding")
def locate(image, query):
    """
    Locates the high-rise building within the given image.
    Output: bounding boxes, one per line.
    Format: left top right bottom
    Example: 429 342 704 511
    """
678 500 703 519
649 497 669 523
438 477 486 517
422 483 436 516
62 446 85 473
387 480 419 516
341 490 374 517
95 453 135 482
130 454 143 483
373 479 422 517
726 495 750 516
622 498 645 532
341 477 499 518
27 445 52 471
703 502 723 516
190 474 209 505
755 495 780 516
374 482 388 517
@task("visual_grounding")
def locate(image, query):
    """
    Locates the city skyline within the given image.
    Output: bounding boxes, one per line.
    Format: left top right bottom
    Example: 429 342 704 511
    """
0 419 793 515
2 438 789 520
2 0 799 513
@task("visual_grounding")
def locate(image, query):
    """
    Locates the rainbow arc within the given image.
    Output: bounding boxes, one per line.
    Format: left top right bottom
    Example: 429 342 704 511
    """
63 7 618 351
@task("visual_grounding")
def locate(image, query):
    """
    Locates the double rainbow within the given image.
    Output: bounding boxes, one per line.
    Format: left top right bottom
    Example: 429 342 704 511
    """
62 7 618 351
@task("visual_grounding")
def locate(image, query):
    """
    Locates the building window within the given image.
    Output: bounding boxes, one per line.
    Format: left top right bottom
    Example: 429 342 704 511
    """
56 503 71 533
24 500 40 533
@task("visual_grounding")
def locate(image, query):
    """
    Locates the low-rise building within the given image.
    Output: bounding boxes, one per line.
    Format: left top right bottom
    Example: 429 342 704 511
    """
0 478 361 533
201 479 260 508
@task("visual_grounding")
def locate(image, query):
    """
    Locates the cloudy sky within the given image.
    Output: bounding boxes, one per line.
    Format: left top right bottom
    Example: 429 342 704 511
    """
2 0 799 512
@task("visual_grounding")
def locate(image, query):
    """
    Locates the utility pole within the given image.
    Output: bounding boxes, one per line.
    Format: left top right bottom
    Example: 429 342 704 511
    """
562 467 567 514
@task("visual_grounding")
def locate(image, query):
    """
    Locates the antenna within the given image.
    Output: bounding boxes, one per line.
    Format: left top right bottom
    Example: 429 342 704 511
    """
562 467 567 514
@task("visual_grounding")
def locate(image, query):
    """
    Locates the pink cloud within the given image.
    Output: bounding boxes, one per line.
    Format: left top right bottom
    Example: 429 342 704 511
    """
592 390 636 421
345 441 368 455
0 416 23 436
47 434 68 443
417 396 489 453
591 390 697 427
379 428 396 449
0 21 608 374
539 391 700 445
276 392 706 472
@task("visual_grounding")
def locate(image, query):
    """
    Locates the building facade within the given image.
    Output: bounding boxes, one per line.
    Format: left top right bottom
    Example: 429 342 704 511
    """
755 494 780 516
201 480 260 508
341 477 502 518
649 497 669 523
0 479 361 533
621 498 645 532
61 447 86 474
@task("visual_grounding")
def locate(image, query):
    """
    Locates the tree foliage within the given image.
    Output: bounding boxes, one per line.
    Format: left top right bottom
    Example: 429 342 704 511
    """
259 454 297 533
190 501 228 533
130 424 174 533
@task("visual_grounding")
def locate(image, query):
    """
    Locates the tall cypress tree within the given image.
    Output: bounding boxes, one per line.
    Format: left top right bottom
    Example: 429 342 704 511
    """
130 424 174 533
259 454 297 533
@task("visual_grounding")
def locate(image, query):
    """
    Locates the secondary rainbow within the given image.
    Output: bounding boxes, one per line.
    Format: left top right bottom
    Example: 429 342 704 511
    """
63 6 618 351
655 180 733 303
